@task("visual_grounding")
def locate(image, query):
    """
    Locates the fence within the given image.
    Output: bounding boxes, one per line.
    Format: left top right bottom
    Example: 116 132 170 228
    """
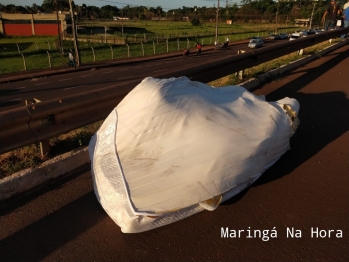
1 27 296 74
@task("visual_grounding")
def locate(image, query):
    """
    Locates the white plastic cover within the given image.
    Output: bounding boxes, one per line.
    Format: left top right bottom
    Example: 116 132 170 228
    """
88 77 300 233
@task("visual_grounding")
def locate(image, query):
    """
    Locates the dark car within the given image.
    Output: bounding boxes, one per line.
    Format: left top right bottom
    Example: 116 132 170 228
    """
307 29 316 35
278 33 289 39
269 34 281 40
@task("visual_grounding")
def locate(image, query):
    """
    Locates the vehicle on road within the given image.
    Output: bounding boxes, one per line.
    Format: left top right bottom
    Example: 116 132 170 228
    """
289 32 307 41
248 38 264 48
269 34 281 40
214 41 229 50
307 29 316 35
278 33 289 39
314 29 324 34
250 36 264 42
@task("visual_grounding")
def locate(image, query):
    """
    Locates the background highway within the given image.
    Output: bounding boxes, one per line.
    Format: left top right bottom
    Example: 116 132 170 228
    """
0 44 348 261
0 39 285 111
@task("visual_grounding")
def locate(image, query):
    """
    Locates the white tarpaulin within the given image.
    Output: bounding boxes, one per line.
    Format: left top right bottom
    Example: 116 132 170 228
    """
88 77 300 233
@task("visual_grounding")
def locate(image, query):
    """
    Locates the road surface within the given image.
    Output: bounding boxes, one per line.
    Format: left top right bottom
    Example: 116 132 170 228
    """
0 44 348 262
0 39 284 112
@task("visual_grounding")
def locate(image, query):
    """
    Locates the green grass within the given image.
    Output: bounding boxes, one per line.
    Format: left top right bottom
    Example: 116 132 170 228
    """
0 21 299 74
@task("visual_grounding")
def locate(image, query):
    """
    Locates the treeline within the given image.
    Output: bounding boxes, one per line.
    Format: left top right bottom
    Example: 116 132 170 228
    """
0 0 331 25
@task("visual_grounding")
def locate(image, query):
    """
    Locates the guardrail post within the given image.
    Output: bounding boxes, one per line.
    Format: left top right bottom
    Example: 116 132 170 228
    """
16 43 20 54
236 50 245 80
20 53 27 71
177 38 179 50
46 51 51 68
47 40 51 50
25 98 50 157
166 39 168 52
141 43 144 56
187 38 189 49
153 41 155 54
110 45 114 59
39 139 50 157
91 47 95 62
126 43 130 57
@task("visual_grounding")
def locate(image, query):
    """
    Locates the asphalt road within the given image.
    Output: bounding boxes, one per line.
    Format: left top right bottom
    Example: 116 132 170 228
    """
0 39 286 112
0 44 348 262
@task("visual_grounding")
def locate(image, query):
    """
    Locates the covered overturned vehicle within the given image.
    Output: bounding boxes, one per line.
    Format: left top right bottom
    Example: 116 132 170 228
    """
88 77 300 233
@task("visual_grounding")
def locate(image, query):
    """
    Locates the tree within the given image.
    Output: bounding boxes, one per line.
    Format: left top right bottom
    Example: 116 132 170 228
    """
191 17 201 26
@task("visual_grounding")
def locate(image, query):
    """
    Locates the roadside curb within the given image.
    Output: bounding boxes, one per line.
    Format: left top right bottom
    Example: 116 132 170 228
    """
1 40 347 202
0 147 90 202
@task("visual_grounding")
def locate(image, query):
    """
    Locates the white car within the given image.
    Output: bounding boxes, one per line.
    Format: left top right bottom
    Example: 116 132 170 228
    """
289 32 306 41
248 38 263 48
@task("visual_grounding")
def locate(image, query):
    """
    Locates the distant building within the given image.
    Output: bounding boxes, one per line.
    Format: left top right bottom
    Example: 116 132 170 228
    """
0 13 71 36
113 16 129 21
295 19 310 27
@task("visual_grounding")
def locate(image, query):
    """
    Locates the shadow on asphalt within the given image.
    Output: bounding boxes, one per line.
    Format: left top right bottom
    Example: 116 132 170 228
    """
223 46 349 205
253 46 349 186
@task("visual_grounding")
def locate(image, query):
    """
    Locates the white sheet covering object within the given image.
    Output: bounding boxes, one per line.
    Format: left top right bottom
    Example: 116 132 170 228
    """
88 76 300 233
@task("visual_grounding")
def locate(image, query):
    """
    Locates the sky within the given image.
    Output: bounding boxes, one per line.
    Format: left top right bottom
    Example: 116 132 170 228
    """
0 0 241 10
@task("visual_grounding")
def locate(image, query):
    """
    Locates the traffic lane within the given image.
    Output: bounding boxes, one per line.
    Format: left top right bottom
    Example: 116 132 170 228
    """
1 46 348 261
0 57 203 106
0 53 230 110
0 39 283 109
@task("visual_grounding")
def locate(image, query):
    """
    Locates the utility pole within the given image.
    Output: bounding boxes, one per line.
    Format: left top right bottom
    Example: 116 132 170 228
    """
276 0 280 33
69 0 80 66
215 0 220 45
309 1 317 29
54 0 63 54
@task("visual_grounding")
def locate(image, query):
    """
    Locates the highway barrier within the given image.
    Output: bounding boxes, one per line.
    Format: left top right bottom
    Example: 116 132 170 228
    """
1 27 348 155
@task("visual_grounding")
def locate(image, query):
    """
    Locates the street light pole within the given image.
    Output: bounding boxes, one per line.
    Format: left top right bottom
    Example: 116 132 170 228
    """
215 0 220 45
69 0 80 66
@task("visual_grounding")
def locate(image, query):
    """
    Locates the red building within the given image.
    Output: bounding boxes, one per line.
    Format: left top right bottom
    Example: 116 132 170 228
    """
0 13 70 36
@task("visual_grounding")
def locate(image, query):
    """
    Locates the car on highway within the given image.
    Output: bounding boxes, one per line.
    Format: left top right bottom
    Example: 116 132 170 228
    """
278 33 289 39
314 29 324 34
289 32 307 41
269 34 281 40
307 29 316 35
248 38 264 48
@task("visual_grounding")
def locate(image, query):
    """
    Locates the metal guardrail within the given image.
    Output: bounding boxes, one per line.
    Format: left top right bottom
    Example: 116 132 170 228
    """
1 27 348 155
